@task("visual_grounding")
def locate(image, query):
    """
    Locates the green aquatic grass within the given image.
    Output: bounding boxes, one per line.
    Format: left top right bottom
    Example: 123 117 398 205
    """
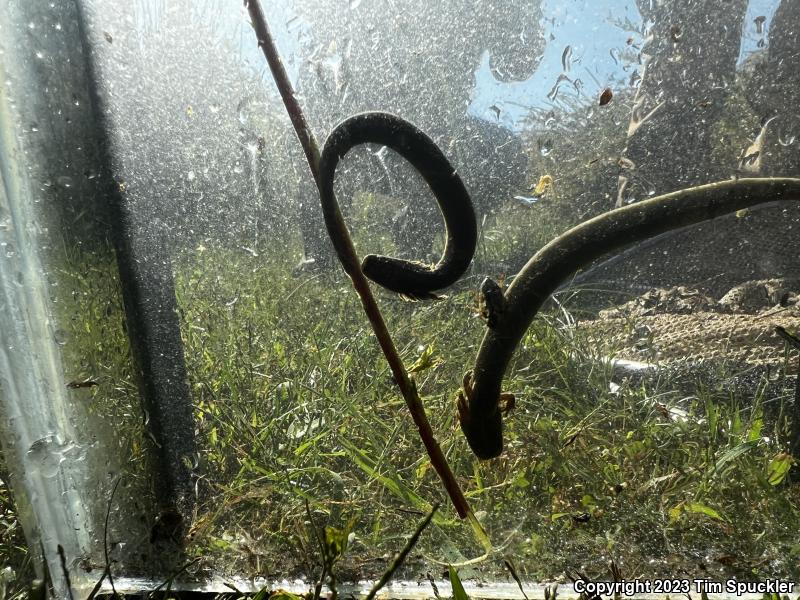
168 238 800 581
2 235 800 588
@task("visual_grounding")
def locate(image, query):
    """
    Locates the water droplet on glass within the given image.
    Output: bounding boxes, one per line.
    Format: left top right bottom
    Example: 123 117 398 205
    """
27 435 82 479
27 21 35 30
349 0 362 8
54 22 62 31
52 327 68 346
56 175 73 188
35 51 44 60
186 170 195 181
539 139 553 157
778 134 796 147
754 15 766 35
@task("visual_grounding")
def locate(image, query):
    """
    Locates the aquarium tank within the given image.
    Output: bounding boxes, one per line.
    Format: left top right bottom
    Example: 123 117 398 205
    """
1 0 799 598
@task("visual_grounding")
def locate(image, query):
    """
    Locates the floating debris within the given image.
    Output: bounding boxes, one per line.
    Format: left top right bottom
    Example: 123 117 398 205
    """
66 379 99 389
547 73 570 101
561 45 572 72
533 174 553 196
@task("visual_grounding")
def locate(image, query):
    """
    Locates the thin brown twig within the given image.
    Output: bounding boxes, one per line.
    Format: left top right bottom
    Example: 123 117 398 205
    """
365 503 439 600
103 477 121 598
245 0 471 519
56 545 75 600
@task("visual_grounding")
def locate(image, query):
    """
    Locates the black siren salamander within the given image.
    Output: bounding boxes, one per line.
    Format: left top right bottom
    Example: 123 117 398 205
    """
317 113 800 460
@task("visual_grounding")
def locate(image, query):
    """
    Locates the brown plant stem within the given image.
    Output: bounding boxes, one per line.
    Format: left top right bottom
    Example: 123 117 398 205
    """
245 0 471 519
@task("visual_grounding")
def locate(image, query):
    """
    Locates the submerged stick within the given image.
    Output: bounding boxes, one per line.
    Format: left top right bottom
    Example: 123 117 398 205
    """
364 504 439 600
460 177 800 459
246 0 473 520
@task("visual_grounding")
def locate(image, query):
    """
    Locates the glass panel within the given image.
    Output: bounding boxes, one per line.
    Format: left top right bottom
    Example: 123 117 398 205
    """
1 0 799 595
0 0 158 596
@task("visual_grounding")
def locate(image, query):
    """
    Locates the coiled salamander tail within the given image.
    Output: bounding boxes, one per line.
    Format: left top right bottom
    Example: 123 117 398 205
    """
318 112 477 299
